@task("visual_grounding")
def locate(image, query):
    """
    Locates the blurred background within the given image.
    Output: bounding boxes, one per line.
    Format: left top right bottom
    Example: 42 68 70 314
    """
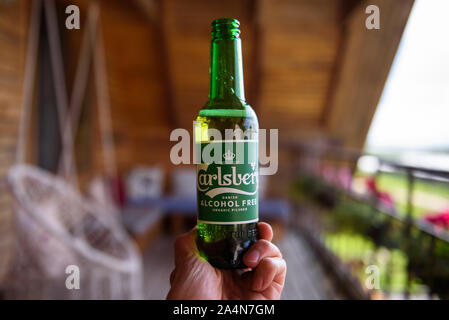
1 0 448 299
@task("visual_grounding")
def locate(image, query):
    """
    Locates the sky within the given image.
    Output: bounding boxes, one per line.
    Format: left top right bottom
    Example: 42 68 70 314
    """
365 0 449 152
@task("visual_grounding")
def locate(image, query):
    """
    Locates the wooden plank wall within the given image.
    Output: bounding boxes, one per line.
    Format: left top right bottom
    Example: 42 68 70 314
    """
63 0 259 185
258 0 341 139
73 0 345 177
163 0 255 131
60 0 413 192
76 0 345 196
97 0 172 172
0 0 28 284
63 0 175 181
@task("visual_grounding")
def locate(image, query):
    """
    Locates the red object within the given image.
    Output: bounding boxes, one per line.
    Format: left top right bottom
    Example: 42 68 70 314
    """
424 210 449 229
365 177 395 209
366 177 377 192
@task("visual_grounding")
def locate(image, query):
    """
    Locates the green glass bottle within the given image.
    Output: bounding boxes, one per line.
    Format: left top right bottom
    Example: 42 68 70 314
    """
195 18 259 269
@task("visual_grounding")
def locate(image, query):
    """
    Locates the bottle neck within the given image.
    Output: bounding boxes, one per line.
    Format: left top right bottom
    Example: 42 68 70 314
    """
208 37 246 108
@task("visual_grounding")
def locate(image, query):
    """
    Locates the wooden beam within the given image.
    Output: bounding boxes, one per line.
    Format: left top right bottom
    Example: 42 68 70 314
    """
320 0 364 126
320 0 350 126
134 0 177 128
340 0 364 22
161 1 178 128
324 0 414 149
247 0 263 109
154 0 177 128
132 0 157 23
130 0 179 128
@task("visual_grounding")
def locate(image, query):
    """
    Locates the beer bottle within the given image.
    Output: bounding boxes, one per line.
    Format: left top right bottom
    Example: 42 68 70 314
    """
195 18 259 269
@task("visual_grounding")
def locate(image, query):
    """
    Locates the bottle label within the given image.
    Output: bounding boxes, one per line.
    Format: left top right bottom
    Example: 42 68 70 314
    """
197 140 258 224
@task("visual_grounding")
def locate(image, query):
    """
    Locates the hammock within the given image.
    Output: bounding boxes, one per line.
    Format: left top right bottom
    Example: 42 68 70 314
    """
3 0 143 299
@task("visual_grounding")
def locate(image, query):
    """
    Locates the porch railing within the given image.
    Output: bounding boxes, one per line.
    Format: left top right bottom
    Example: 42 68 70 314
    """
287 142 449 299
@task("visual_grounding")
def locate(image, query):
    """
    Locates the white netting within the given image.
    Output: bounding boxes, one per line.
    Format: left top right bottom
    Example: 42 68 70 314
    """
4 164 143 299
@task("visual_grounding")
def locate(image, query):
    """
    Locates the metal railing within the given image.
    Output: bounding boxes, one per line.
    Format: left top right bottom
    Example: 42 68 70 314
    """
287 141 449 299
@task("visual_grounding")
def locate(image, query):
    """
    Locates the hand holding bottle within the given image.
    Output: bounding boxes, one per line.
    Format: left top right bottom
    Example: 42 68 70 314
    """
167 222 286 300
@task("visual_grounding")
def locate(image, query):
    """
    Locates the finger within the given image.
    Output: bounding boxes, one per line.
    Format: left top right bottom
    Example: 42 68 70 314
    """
251 257 286 292
173 227 198 266
257 222 273 242
243 239 282 268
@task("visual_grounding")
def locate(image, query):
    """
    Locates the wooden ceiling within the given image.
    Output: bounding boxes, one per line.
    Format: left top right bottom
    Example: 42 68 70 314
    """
58 0 413 171
135 0 343 131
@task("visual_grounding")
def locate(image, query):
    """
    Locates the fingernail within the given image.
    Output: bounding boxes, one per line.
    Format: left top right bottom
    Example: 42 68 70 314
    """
246 250 259 263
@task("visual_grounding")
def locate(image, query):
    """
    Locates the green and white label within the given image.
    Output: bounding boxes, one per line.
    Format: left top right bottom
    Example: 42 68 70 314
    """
197 140 258 224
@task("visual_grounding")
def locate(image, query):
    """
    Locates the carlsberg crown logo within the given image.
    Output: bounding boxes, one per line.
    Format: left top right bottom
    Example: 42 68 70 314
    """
223 149 235 161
